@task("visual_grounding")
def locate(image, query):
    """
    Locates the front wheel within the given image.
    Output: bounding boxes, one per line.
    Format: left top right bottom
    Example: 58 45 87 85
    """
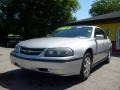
79 53 92 80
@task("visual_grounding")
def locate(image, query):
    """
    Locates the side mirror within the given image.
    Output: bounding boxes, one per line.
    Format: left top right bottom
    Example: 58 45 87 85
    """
95 35 104 40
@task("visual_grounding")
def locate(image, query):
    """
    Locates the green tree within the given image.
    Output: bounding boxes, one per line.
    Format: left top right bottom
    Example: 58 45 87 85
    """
90 0 120 16
0 0 80 39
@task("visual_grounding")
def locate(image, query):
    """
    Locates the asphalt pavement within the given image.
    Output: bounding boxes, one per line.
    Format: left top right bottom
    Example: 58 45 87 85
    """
0 47 120 90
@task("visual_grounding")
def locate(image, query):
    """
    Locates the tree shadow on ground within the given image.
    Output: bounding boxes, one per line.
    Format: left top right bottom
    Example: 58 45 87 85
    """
0 61 107 90
0 45 14 48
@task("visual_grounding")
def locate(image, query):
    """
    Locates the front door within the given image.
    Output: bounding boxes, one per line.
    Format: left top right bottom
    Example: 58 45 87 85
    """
93 28 106 64
116 29 120 49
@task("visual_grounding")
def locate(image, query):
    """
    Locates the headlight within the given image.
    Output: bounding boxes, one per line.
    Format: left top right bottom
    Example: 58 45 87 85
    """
13 45 20 53
44 47 74 57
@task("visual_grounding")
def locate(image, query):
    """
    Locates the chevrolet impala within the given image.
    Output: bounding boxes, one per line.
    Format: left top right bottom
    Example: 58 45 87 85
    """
10 26 112 80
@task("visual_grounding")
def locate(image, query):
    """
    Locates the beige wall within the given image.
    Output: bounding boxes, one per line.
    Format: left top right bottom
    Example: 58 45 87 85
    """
95 22 120 41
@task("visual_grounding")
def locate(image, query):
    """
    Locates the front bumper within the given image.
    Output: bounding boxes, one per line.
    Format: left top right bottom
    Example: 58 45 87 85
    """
10 53 83 76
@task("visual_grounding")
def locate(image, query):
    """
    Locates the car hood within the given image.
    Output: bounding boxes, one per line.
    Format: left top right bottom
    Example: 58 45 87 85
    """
19 37 90 48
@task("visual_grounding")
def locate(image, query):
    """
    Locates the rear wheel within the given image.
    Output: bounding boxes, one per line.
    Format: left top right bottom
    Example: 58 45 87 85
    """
105 49 111 63
79 53 92 80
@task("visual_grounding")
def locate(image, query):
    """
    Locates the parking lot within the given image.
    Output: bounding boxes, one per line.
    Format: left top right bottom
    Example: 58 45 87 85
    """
0 47 120 90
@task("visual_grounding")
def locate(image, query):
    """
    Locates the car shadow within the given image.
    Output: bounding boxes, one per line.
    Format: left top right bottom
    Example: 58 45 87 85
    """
91 61 107 73
0 61 107 90
112 52 120 58
0 69 83 90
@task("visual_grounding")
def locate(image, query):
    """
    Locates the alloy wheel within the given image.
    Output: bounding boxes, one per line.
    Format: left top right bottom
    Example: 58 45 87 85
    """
83 56 91 77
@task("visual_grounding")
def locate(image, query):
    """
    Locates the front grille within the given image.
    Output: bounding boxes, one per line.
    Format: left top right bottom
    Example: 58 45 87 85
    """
20 46 45 55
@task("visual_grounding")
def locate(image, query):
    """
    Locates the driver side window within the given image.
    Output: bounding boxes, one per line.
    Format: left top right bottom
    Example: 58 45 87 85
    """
95 28 101 36
95 28 107 39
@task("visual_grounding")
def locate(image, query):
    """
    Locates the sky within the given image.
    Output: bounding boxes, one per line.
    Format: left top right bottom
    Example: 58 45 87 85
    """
74 0 95 20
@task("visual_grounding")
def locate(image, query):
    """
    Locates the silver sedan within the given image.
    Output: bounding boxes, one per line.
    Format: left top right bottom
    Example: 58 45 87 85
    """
10 26 112 80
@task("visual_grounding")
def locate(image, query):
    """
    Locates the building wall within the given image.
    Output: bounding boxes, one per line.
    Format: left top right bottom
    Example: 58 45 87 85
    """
95 22 120 51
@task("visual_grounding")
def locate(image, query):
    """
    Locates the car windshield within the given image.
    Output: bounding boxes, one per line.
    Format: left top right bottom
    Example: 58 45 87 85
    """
51 26 93 38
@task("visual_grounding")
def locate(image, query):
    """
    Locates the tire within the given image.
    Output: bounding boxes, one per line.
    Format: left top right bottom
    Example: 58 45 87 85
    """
79 53 92 81
105 49 111 64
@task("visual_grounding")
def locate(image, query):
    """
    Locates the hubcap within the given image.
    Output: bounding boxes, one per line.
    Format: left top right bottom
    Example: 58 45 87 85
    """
108 50 111 59
83 56 91 77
